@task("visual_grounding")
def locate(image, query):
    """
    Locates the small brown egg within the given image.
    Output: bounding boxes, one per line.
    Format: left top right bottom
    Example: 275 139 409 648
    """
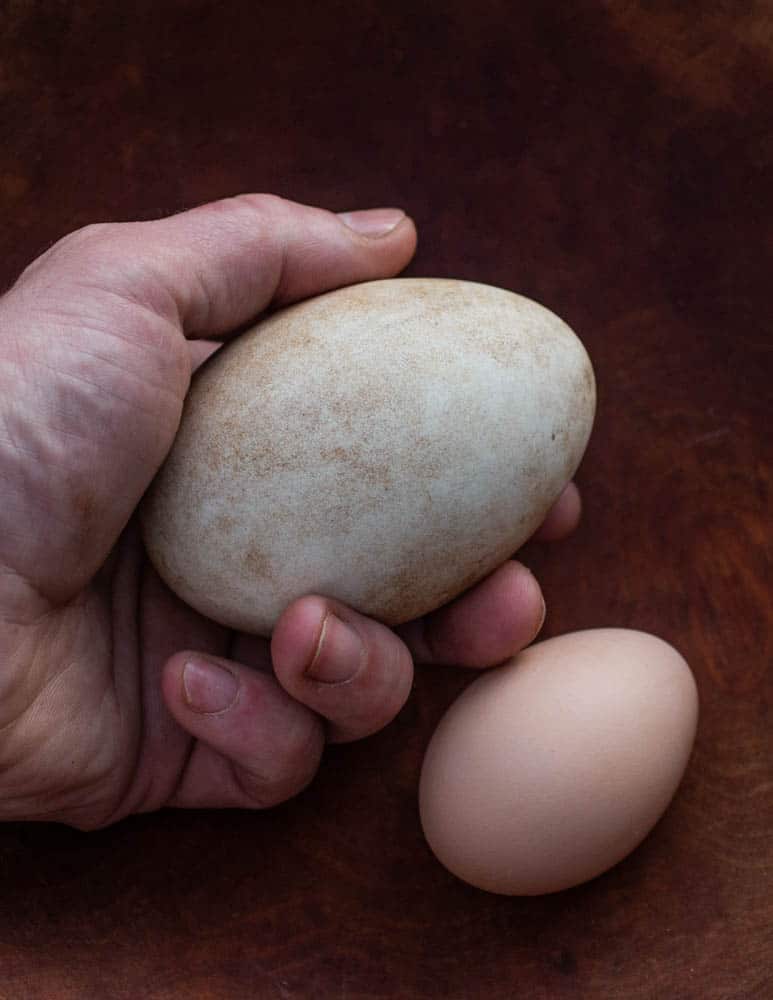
419 629 699 895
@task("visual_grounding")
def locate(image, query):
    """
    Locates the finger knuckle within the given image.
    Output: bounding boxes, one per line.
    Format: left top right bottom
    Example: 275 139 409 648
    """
14 223 118 287
231 191 288 217
235 723 324 808
31 223 123 280
56 222 120 255
197 192 287 225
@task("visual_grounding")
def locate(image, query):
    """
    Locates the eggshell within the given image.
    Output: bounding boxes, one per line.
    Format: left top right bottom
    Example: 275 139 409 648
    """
142 278 595 635
419 629 699 895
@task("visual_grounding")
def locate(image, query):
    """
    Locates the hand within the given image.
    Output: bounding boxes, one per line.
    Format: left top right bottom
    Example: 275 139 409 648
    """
0 195 580 829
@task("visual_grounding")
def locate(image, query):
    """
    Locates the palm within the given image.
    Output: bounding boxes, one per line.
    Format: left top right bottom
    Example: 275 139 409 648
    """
0 250 205 825
0 526 266 829
0 237 292 825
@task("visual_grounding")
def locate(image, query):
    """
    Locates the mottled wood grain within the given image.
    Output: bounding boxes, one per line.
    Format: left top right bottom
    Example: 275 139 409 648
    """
1 1 771 997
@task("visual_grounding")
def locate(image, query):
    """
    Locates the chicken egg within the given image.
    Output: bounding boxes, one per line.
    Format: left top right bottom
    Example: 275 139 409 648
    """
419 628 699 895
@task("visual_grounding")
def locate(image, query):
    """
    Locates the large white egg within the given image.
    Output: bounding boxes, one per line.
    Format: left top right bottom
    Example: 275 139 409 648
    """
142 278 595 635
419 629 699 895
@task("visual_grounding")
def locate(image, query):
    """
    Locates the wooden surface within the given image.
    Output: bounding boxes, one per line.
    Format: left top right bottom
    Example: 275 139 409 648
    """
1 2 771 997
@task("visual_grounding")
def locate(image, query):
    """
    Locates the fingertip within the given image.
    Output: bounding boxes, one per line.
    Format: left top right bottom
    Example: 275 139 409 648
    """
271 595 329 683
161 650 194 711
273 594 374 689
336 206 417 272
161 649 325 809
388 213 418 268
181 654 240 715
533 482 582 541
273 595 414 743
398 561 546 669
462 560 547 661
162 650 245 721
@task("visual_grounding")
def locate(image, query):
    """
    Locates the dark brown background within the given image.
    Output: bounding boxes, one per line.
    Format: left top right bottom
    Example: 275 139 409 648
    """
1 2 771 997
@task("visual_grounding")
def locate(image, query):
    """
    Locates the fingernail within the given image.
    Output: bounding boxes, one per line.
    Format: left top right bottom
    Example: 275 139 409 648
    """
338 207 405 238
183 657 239 714
305 613 365 684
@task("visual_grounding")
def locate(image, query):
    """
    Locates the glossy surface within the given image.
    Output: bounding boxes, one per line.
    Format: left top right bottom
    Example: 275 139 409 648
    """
1 3 771 997
419 630 699 895
142 279 594 634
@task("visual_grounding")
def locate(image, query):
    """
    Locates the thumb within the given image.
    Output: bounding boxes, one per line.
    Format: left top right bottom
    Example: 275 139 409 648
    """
0 196 417 611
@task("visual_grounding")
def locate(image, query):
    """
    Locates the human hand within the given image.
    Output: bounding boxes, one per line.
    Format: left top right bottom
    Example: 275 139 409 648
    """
0 195 580 829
